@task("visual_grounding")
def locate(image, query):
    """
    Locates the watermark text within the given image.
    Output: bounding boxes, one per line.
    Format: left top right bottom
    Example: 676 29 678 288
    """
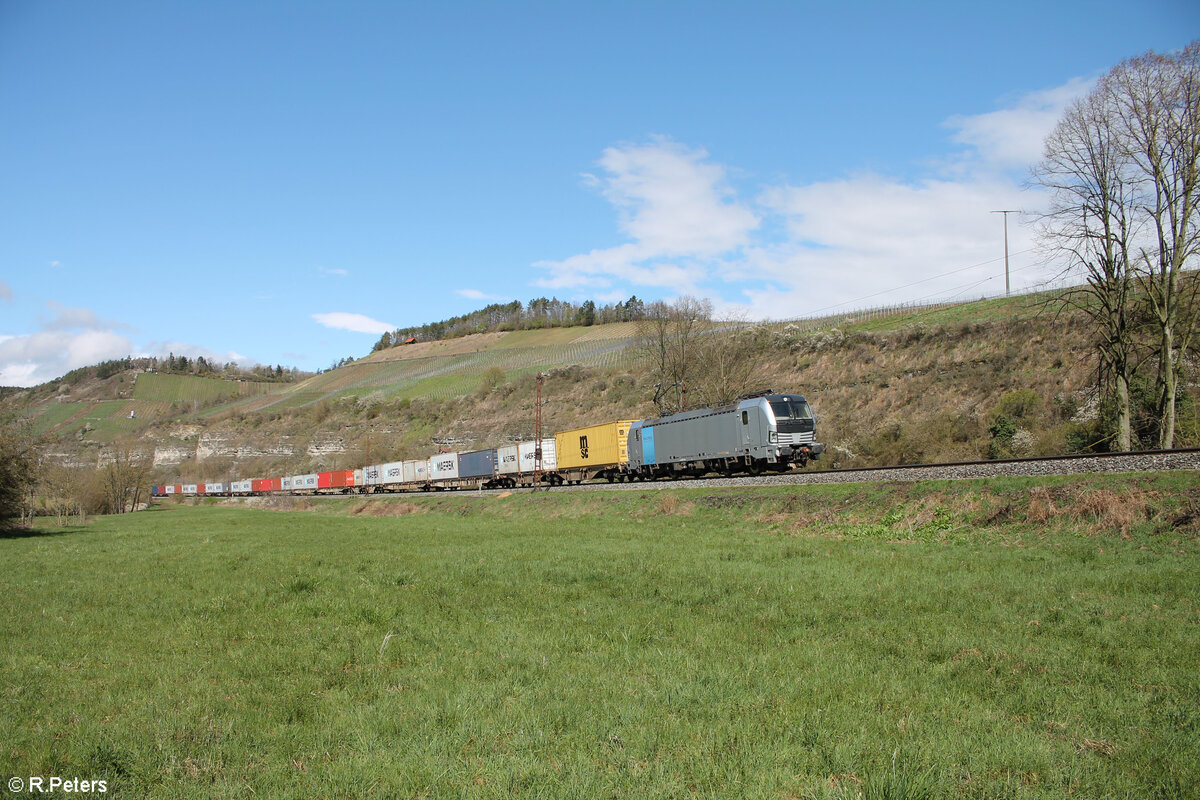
8 777 108 794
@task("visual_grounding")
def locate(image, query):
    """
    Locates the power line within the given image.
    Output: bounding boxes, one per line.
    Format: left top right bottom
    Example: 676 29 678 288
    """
797 247 1038 318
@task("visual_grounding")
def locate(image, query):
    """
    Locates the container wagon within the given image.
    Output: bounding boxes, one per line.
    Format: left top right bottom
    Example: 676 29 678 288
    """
552 420 639 484
493 438 557 488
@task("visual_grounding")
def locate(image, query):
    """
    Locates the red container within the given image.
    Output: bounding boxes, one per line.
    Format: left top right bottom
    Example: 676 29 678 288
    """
252 478 276 493
196 485 207 495
174 484 184 495
334 470 355 487
317 471 333 489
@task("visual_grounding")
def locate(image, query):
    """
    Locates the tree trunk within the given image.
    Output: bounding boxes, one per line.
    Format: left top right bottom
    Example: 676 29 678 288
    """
1115 371 1133 451
1158 325 1178 448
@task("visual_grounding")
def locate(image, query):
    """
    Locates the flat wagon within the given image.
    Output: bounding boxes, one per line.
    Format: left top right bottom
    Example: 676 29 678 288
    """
552 420 639 484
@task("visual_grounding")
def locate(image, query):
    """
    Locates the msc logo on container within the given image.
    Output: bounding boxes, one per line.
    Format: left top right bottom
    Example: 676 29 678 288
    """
579 435 589 459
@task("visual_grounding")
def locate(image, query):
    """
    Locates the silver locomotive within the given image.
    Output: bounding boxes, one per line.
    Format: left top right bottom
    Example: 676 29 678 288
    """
626 390 822 478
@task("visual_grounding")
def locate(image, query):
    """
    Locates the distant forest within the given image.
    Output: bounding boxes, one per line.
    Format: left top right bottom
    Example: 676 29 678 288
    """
27 356 308 393
372 296 648 352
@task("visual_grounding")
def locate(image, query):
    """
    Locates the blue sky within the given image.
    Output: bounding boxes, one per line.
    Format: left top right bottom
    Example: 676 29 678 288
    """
1 0 1197 386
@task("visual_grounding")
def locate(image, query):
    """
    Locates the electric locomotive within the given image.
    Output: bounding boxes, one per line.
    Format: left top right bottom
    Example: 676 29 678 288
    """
625 390 822 478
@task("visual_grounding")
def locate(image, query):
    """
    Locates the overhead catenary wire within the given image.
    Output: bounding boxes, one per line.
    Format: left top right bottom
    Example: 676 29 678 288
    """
794 248 1040 320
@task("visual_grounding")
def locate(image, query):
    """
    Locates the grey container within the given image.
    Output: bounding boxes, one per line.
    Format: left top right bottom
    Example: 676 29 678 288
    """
457 448 497 479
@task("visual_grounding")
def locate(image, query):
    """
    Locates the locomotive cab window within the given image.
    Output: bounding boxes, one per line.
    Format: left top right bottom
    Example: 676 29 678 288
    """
741 411 748 425
770 399 814 420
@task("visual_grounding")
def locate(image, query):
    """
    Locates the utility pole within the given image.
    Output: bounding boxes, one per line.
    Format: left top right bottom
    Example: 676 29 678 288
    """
991 210 1019 296
533 372 545 490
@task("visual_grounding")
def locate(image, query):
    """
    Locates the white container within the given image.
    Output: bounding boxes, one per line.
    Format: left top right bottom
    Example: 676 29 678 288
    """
231 480 253 493
519 439 556 472
182 484 198 495
165 485 176 495
429 452 459 481
497 444 520 475
281 476 293 490
296 473 318 490
375 461 404 485
402 459 429 484
205 482 229 494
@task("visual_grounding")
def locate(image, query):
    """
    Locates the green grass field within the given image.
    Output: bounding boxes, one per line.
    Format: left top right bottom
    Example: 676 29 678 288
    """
3 474 1198 799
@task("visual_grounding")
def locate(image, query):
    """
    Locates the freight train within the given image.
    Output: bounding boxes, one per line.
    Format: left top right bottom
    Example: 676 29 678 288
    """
151 390 822 498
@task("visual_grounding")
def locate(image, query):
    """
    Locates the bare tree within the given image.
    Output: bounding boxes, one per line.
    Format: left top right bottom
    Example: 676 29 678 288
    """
38 464 91 525
1034 83 1142 450
636 298 768 411
103 443 153 514
637 297 713 414
690 316 765 407
1035 40 1200 450
1111 43 1200 447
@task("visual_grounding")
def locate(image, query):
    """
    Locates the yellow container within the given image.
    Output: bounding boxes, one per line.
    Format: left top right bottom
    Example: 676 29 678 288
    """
554 420 639 469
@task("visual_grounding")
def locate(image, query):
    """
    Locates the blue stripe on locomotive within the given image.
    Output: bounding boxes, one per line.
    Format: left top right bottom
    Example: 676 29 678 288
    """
643 426 656 465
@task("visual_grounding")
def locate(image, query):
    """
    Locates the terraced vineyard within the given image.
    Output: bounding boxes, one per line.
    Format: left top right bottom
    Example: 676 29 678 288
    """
245 330 641 410
27 399 143 442
132 372 276 403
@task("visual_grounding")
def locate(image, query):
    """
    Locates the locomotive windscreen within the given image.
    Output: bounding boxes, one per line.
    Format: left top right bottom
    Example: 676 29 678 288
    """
769 399 813 420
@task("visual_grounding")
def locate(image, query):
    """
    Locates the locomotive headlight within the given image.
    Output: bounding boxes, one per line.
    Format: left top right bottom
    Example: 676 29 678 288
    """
769 431 778 443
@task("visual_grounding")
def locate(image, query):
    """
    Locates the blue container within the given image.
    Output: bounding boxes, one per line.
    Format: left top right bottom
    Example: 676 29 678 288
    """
457 448 497 479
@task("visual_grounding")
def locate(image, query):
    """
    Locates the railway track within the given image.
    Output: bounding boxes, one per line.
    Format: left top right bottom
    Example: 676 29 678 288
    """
262 448 1200 501
527 448 1200 494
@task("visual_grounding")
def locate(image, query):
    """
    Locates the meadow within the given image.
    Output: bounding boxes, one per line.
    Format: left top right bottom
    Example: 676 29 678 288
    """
2 473 1198 799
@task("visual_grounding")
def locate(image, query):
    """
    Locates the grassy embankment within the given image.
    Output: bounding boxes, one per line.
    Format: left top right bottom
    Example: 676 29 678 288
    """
3 472 1198 799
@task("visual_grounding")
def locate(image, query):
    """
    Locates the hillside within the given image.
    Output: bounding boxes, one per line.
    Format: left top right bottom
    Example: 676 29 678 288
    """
5 290 1194 482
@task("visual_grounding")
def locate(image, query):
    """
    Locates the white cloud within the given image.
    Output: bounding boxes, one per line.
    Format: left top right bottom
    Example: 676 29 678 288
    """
318 266 349 277
538 80 1089 320
536 137 758 291
0 299 255 387
457 288 510 302
43 300 130 331
0 329 136 386
0 280 10 302
944 77 1093 170
735 174 1042 320
311 312 395 335
143 342 253 366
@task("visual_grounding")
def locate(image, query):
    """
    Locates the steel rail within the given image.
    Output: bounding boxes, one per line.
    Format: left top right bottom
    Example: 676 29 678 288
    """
231 447 1200 500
